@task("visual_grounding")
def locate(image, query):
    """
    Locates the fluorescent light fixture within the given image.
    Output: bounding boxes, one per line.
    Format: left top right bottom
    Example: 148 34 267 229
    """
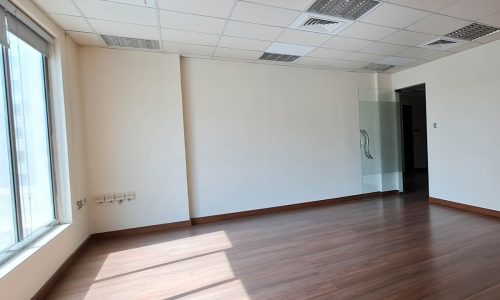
377 56 416 66
101 35 160 50
446 23 500 41
308 0 381 20
265 42 314 57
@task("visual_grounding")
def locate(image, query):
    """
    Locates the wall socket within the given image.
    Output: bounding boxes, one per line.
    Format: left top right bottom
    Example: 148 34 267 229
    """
95 192 136 204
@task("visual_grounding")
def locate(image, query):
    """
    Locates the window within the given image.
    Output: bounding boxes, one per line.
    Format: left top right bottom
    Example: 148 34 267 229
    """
0 5 55 263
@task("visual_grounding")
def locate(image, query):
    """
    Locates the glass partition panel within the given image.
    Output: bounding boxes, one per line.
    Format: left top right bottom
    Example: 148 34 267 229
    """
359 88 402 193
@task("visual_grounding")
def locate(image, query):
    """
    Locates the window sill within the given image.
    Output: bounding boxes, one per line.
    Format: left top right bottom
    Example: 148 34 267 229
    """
0 224 70 279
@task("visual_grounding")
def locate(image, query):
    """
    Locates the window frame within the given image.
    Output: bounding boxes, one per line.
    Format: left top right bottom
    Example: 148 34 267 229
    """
0 30 57 264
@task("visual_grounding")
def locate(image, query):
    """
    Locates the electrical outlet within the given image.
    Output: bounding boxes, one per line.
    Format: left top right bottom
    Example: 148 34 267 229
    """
115 193 125 203
125 192 135 201
104 194 115 203
95 195 104 204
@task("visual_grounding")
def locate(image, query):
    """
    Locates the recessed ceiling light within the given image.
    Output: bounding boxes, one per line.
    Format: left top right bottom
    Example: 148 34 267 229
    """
290 12 353 34
307 0 381 20
445 23 500 41
265 42 314 56
377 56 416 66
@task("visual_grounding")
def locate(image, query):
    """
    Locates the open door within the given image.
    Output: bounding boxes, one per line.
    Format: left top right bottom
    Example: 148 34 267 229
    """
358 88 403 194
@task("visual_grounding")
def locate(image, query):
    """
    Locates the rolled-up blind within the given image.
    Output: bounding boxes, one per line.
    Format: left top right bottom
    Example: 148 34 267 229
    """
0 7 7 47
6 12 50 56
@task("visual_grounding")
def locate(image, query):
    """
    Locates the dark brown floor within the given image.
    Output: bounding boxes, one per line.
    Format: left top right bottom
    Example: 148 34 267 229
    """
47 192 500 300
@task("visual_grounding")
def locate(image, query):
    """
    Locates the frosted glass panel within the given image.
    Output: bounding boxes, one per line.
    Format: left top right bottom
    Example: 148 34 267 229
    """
359 88 402 193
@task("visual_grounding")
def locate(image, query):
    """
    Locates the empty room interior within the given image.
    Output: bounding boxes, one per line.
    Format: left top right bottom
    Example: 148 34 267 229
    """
1 0 500 299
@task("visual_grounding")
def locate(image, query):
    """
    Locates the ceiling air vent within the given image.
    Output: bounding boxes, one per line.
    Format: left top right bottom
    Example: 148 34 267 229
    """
290 12 353 34
259 52 301 62
445 23 500 41
101 35 160 50
419 37 462 51
361 63 395 72
307 0 381 20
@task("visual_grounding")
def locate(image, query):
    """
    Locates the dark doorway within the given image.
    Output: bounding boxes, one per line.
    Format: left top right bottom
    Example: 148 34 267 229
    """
397 84 429 194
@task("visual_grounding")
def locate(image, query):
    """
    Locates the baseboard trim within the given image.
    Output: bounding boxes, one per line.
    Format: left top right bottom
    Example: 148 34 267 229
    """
92 220 193 239
31 237 92 300
429 197 500 218
191 191 399 225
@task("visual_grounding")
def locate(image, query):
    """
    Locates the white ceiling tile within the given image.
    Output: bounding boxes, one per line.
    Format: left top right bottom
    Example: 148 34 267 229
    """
230 1 300 27
345 52 385 63
89 19 159 40
75 0 157 26
160 11 226 34
50 14 92 32
276 29 331 47
447 41 482 52
243 0 312 10
377 56 416 66
214 47 263 60
68 31 106 46
330 60 367 70
339 23 399 41
162 29 220 46
162 42 215 56
265 42 314 55
308 48 353 60
321 36 373 51
385 0 457 12
396 47 450 60
360 3 429 29
68 31 105 46
224 21 284 41
34 0 81 16
382 30 436 46
440 0 500 21
360 42 408 55
295 57 334 67
218 36 271 51
479 11 500 27
406 14 471 36
157 0 236 18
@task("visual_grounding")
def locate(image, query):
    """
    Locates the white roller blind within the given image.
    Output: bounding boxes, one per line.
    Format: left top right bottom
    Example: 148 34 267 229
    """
6 12 49 56
0 7 7 47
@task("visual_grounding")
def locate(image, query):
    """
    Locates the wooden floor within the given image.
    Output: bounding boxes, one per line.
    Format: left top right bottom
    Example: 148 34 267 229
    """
48 192 500 300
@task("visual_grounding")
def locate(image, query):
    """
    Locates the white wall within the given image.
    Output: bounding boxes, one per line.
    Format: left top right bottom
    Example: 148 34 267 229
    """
392 40 500 211
80 48 190 233
181 59 375 217
0 1 90 298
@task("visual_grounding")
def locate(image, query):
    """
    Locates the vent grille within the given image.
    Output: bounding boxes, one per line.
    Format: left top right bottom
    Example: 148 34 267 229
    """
428 39 456 46
362 63 395 72
419 37 462 51
259 52 301 62
308 0 381 20
101 35 160 50
445 23 500 41
304 18 337 26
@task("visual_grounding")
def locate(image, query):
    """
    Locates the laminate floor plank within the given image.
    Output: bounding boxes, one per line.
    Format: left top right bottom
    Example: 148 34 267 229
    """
47 193 500 300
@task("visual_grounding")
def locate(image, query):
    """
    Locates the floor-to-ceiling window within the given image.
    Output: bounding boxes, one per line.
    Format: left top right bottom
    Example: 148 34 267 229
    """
0 5 55 263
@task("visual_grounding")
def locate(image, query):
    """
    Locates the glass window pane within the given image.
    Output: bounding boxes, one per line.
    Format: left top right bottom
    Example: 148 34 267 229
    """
0 49 17 252
8 32 54 237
